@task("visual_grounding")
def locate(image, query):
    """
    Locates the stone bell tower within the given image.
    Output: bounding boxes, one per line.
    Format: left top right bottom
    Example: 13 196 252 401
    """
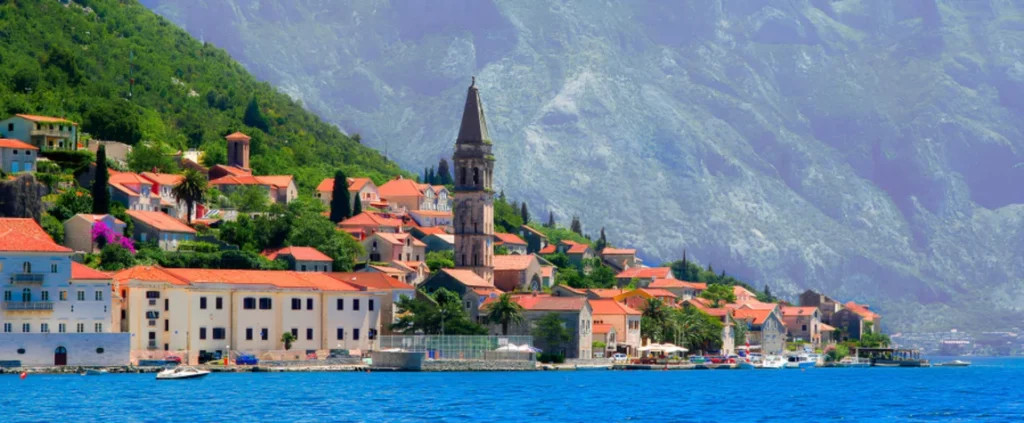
452 77 495 284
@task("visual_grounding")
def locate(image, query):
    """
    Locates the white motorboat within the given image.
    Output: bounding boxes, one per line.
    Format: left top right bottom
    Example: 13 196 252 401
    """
760 355 786 369
785 354 817 369
156 366 210 380
837 356 871 368
937 360 971 367
81 369 108 376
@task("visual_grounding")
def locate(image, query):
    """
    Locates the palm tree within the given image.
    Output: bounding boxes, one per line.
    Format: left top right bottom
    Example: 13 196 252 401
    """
172 168 208 225
641 298 670 342
483 293 526 335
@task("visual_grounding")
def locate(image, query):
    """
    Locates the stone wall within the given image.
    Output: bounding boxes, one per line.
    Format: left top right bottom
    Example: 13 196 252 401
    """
0 333 130 367
421 359 537 372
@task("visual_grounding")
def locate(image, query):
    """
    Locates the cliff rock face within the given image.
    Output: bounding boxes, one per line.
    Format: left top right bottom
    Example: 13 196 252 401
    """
141 0 1024 331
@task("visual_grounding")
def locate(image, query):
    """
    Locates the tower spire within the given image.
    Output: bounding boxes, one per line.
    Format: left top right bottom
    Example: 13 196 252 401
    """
457 77 489 144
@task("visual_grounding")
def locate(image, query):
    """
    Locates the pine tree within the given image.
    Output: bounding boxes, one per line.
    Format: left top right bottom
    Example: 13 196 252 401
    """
520 202 529 224
428 167 436 185
352 194 363 216
570 215 582 235
764 284 772 301
437 158 452 185
499 190 507 203
243 97 269 132
423 167 429 183
595 227 607 252
329 170 351 223
91 145 110 214
547 211 555 228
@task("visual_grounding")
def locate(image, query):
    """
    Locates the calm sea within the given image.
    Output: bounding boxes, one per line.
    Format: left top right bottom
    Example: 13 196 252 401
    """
2 357 1022 422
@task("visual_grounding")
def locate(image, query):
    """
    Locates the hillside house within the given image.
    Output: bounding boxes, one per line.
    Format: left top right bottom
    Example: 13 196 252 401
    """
493 254 543 292
126 210 196 251
263 247 333 272
360 232 426 263
493 232 528 255
63 214 127 253
614 267 674 287
0 114 79 151
315 177 381 209
480 294 593 359
108 171 157 211
518 225 548 254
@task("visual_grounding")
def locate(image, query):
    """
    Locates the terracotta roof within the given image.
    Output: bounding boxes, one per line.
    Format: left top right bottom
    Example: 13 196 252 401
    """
340 212 403 229
526 296 588 311
593 323 614 334
561 240 591 255
109 171 152 186
15 114 75 124
639 288 677 298
375 232 426 247
256 175 294 189
782 306 819 317
820 323 836 331
368 265 406 276
317 177 372 193
414 226 448 236
493 254 537 271
112 266 189 286
73 214 125 225
411 210 452 218
588 299 641 316
263 246 332 262
702 307 730 318
328 272 413 291
140 172 184 187
395 261 425 271
844 302 880 320
210 175 293 189
210 164 251 177
649 279 706 290
161 268 358 291
0 138 38 150
519 225 547 238
440 269 492 288
225 132 251 142
125 210 196 234
601 248 636 256
616 267 673 279
588 288 627 298
539 245 556 254
540 266 554 278
733 308 774 326
733 285 756 298
70 262 110 280
0 218 71 252
493 232 527 246
378 178 425 198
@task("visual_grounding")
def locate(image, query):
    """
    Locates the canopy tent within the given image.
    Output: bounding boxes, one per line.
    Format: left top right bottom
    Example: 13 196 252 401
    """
639 343 688 354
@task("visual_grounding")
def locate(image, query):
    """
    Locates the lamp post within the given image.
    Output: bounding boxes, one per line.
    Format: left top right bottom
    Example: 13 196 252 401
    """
225 344 230 365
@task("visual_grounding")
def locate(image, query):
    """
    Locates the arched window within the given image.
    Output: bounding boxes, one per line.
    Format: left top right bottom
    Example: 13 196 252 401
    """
22 288 30 302
461 168 467 185
22 262 30 273
473 168 479 185
372 240 378 249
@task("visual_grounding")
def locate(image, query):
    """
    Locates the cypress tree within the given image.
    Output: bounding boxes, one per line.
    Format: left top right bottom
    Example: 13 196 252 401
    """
595 227 607 252
329 170 351 223
428 167 436 185
520 202 529 224
570 216 582 235
437 158 452 185
547 211 555 227
352 193 363 216
92 145 110 214
243 97 269 132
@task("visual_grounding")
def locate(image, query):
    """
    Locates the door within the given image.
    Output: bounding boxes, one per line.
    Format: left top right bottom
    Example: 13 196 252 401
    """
54 346 67 366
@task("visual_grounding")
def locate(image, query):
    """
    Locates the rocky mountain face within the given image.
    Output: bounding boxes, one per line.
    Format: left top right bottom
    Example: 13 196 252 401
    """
140 0 1024 331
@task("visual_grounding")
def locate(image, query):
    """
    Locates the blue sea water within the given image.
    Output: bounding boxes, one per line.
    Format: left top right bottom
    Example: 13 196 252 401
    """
1 357 1022 422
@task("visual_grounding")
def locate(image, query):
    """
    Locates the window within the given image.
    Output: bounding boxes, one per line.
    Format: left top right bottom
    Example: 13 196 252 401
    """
95 291 103 301
164 319 169 331
216 297 223 310
41 291 49 301
301 265 307 271
246 328 253 340
336 328 344 340
261 328 268 341
369 299 375 311
76 323 85 333
145 311 160 319
259 298 272 310
802 325 807 331
353 328 360 340
95 323 103 333
199 327 207 340
3 323 10 333
51 263 58 273
21 288 30 302
306 328 313 340
21 261 30 273
353 299 360 311
290 328 298 338
200 297 208 309
291 298 301 310
22 323 30 333
164 299 169 311
58 323 65 333
7 123 11 131
55 290 64 301
37 323 48 333
306 298 313 310
77 290 85 301
336 298 344 311
369 329 377 340
212 328 225 340
243 297 256 310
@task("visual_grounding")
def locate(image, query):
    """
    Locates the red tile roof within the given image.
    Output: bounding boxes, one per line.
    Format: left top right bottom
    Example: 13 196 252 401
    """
339 212 403 229
639 288 677 298
0 138 38 150
540 266 555 279
493 254 537 271
782 306 819 317
601 248 636 256
593 323 614 334
616 267 673 279
539 245 556 254
844 302 880 320
588 299 641 316
0 218 71 252
125 210 196 234
493 232 527 246
378 177 425 198
161 268 359 291
140 172 183 186
375 232 426 247
410 210 452 218
210 175 293 188
649 279 707 290
733 308 774 325
328 272 413 291
112 266 189 286
263 246 332 262
441 269 492 288
225 132 251 142
414 226 448 236
734 285 756 298
256 175 294 189
588 288 627 299
15 114 75 124
70 262 110 280
561 240 591 255
210 164 252 177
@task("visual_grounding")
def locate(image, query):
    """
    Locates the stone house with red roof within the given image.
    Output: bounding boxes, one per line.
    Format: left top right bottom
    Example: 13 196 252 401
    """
139 172 196 221
493 232 528 255
588 299 642 356
492 254 543 292
733 306 786 355
480 293 593 359
315 177 381 209
338 212 403 240
63 213 127 253
377 176 450 213
126 210 197 251
518 225 548 254
599 247 640 272
360 232 427 263
420 269 500 322
831 301 881 341
108 170 158 212
263 247 333 272
593 323 617 357
614 267 674 287
209 174 298 205
0 114 79 151
798 289 843 326
782 306 822 347
648 279 706 300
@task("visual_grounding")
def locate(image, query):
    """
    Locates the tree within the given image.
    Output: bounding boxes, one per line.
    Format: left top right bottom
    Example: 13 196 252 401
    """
547 211 555 228
50 188 93 222
425 250 455 273
40 214 64 244
98 243 134 271
520 202 529 224
699 284 736 308
329 170 351 223
281 332 296 350
230 185 270 213
92 145 110 214
587 264 616 288
127 142 178 173
352 194 362 216
436 158 452 185
390 288 486 335
482 293 526 336
532 312 572 353
570 215 582 235
244 97 270 132
83 99 142 144
427 167 435 185
595 227 608 252
172 168 207 224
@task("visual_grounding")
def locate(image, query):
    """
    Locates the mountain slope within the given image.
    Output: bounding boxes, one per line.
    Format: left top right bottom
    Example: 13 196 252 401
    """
141 0 1024 331
0 0 406 187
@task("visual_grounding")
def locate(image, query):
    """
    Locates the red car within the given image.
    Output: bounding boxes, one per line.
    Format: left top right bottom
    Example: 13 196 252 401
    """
164 356 182 364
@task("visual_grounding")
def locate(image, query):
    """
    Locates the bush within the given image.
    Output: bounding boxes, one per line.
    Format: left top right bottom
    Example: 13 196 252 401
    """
537 353 565 364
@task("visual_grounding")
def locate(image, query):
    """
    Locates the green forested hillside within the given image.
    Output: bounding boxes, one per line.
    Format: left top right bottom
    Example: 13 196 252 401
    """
0 0 407 188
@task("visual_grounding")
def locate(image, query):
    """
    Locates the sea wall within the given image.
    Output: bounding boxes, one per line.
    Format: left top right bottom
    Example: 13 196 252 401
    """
421 359 537 372
371 351 424 370
0 333 130 367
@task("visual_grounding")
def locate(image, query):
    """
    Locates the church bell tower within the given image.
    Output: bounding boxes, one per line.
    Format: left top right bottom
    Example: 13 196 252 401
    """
453 77 495 284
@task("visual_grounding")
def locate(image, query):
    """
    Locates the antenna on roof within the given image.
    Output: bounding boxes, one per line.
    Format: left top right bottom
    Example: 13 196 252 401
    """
471 76 476 87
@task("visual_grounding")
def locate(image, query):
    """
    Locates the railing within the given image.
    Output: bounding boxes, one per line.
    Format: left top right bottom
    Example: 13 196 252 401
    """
30 128 73 138
11 273 44 284
4 301 54 311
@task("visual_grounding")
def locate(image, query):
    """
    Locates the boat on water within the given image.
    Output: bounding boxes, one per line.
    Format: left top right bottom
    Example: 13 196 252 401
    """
81 369 108 376
737 359 757 370
937 360 971 367
836 356 871 368
575 364 611 371
784 354 816 369
760 355 786 369
156 366 210 380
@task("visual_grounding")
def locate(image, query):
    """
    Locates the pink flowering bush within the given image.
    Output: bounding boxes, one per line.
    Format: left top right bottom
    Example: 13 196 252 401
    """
91 221 136 254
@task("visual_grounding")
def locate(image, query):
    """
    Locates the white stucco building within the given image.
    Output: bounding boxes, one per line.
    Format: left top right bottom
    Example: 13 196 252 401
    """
0 218 128 366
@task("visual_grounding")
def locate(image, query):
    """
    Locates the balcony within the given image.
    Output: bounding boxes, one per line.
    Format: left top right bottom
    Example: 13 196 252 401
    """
147 341 158 350
4 301 54 311
10 273 45 284
29 128 73 138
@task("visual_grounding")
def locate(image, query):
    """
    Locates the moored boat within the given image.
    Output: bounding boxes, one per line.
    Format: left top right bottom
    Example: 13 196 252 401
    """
81 369 108 376
937 360 970 367
784 354 816 369
836 357 871 368
156 366 210 380
760 355 786 369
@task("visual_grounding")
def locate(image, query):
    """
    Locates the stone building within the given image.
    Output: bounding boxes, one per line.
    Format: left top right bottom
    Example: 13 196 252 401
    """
452 77 495 284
